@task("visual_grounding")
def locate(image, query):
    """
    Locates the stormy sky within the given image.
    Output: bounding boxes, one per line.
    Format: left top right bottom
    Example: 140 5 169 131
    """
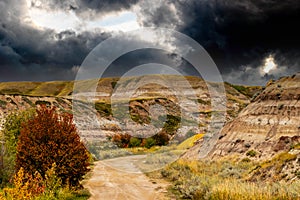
0 0 299 85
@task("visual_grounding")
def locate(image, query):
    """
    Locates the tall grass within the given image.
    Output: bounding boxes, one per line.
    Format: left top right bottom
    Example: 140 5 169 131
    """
157 159 300 200
210 179 300 200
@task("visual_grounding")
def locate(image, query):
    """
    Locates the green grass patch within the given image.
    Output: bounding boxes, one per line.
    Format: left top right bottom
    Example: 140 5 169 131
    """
0 99 7 108
246 150 257 157
30 81 68 96
260 152 297 172
0 82 40 95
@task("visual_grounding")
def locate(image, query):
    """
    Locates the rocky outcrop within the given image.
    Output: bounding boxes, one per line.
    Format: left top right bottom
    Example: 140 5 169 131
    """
0 95 72 130
187 72 300 160
74 75 256 142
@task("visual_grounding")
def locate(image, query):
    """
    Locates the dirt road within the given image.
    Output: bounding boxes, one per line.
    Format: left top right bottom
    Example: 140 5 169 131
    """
84 155 170 200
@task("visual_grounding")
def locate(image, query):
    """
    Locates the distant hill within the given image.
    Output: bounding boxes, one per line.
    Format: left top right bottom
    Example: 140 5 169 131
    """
0 76 260 98
0 75 261 143
0 81 73 97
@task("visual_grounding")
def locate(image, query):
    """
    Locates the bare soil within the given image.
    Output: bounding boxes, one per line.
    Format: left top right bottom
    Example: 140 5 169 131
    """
83 155 171 200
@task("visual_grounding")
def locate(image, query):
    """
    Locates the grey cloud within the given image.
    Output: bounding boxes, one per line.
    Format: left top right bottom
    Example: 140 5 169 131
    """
102 49 197 78
0 0 111 81
224 63 300 86
135 0 300 84
135 0 182 29
1 0 299 84
29 0 139 20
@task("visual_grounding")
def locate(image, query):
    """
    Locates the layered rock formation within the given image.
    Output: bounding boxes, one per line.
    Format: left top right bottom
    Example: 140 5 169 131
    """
186 72 300 161
0 76 257 141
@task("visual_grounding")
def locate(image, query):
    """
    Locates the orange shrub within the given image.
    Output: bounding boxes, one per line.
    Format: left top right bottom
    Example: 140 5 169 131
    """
16 106 90 187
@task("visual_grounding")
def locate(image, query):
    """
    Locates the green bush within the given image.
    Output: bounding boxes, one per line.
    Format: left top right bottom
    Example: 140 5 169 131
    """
0 109 35 186
94 102 112 117
144 138 156 149
129 137 141 148
0 100 7 108
163 115 180 135
246 150 257 157
241 158 251 163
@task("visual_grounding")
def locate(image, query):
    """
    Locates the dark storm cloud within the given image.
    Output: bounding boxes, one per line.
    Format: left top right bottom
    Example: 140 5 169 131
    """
136 0 300 85
0 0 111 81
0 25 109 81
0 27 109 81
1 0 299 84
102 49 196 78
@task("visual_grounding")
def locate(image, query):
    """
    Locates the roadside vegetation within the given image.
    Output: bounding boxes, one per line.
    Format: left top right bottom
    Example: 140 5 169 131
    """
110 132 170 149
0 106 90 200
147 157 300 200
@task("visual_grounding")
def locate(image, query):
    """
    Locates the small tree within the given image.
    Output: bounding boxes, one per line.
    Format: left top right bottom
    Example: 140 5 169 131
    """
16 106 90 187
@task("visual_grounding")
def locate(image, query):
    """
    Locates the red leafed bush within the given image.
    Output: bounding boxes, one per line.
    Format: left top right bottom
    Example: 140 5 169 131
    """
111 133 132 148
15 106 90 187
153 131 170 146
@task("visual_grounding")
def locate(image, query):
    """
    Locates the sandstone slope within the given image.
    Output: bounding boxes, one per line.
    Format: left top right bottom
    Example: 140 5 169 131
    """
185 72 300 166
